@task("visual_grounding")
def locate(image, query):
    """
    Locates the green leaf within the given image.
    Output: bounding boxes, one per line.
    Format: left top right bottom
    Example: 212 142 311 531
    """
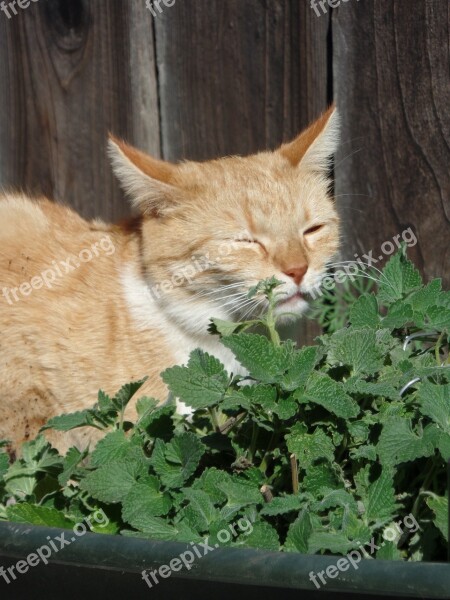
81 452 147 503
150 433 205 488
344 379 398 401
191 468 229 504
181 488 220 532
97 389 113 412
284 511 313 553
308 531 355 554
377 541 403 560
122 477 172 529
382 300 414 330
124 517 179 540
426 495 448 542
162 350 229 409
297 372 359 419
221 334 289 383
58 447 87 486
417 383 450 433
112 379 147 410
218 480 262 520
0 453 9 482
328 328 383 375
378 251 422 305
209 318 244 337
407 279 442 312
260 495 305 516
42 411 92 432
303 463 341 495
239 521 279 551
349 294 380 328
286 424 335 469
349 445 377 461
281 347 318 392
366 469 398 522
377 418 436 466
91 430 132 467
6 504 76 529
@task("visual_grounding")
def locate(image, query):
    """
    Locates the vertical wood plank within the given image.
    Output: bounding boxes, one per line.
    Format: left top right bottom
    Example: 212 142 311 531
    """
0 0 159 221
333 0 450 286
153 0 331 343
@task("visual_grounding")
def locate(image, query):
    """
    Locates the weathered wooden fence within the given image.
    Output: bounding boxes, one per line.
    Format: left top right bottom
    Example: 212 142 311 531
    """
0 0 449 342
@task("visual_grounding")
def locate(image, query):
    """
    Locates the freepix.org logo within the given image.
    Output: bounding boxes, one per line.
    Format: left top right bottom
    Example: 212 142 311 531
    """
146 0 176 18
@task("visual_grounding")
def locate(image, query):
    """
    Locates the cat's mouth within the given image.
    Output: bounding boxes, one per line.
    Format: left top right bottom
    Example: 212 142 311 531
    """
277 291 305 305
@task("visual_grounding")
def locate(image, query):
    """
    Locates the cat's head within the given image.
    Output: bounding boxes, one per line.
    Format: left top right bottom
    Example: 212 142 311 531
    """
109 107 340 333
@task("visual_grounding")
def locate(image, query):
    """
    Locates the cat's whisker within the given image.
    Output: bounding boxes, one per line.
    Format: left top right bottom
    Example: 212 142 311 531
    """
184 291 247 307
185 282 244 301
333 147 363 169
326 259 396 292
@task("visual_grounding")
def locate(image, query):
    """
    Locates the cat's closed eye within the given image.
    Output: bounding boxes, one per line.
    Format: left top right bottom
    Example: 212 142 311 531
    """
303 224 325 236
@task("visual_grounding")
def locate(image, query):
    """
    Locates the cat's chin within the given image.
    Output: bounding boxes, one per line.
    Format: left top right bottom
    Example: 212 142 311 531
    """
274 292 309 322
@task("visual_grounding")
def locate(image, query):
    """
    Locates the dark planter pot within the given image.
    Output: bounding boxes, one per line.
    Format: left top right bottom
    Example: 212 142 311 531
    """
0 522 449 600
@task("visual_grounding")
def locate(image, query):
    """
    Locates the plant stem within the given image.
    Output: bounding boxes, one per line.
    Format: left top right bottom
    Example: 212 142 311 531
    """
249 422 259 461
290 454 299 495
208 408 220 432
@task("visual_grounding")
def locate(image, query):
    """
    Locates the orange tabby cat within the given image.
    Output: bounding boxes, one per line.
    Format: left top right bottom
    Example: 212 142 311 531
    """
0 106 340 455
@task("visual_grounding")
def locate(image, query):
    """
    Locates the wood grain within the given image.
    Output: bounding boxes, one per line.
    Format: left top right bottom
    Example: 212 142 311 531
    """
0 0 160 221
333 0 450 286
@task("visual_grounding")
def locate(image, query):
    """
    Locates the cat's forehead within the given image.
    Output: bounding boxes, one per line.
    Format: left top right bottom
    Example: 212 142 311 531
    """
180 152 326 209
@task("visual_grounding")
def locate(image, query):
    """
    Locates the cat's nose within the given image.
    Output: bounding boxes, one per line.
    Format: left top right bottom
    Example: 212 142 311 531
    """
284 265 308 286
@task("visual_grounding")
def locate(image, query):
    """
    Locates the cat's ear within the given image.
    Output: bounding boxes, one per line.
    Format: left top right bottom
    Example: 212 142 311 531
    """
108 136 179 216
279 105 339 173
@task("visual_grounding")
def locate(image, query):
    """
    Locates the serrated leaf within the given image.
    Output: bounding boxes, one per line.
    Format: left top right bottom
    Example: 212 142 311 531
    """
382 300 414 330
42 411 92 432
303 463 341 495
426 495 448 542
209 318 244 337
58 447 86 486
112 379 147 410
162 350 229 409
417 383 450 434
122 478 172 529
308 531 355 554
238 521 279 551
182 488 220 532
80 452 147 503
97 389 113 411
0 453 9 481
349 445 377 461
378 252 422 305
377 418 436 466
150 433 205 488
191 468 229 504
91 430 131 467
344 379 398 401
349 294 380 328
407 279 442 312
297 372 359 419
286 424 335 469
218 480 262 520
281 347 318 392
221 334 290 383
377 541 403 560
273 396 299 420
328 328 383 375
260 495 305 516
366 469 398 521
6 504 76 529
284 510 313 553
125 516 179 540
